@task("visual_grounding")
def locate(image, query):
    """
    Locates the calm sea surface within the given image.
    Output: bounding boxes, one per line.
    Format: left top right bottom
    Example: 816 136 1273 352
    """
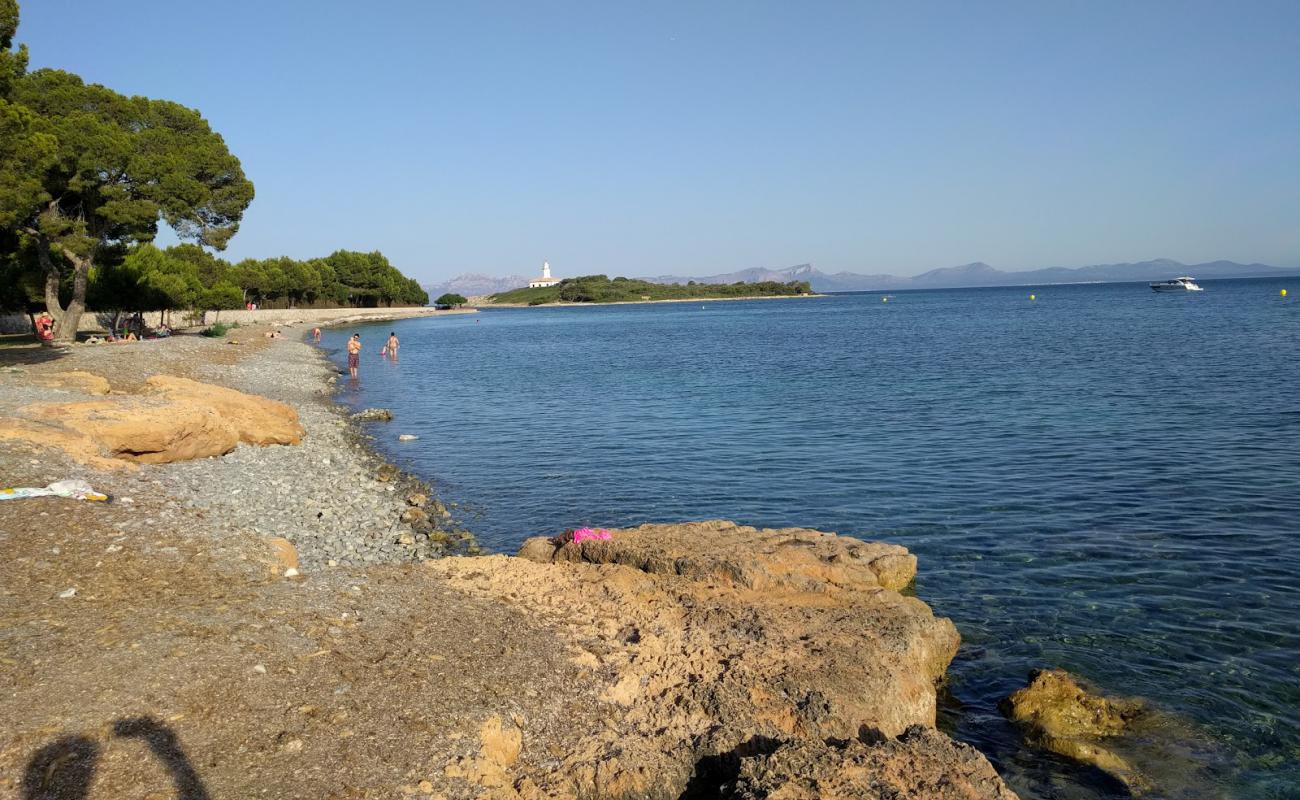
324 278 1300 799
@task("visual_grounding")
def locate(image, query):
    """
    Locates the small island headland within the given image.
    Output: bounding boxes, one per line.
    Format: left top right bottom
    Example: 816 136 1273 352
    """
481 274 818 307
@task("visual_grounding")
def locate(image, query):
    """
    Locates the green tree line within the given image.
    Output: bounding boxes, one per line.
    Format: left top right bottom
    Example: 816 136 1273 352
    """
71 245 426 331
489 275 813 305
0 1 425 340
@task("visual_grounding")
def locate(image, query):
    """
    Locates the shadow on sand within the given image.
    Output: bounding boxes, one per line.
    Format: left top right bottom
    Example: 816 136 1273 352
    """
22 717 210 800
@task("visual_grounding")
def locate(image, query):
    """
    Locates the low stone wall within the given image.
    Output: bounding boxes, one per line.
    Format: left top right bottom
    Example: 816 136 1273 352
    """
0 306 472 334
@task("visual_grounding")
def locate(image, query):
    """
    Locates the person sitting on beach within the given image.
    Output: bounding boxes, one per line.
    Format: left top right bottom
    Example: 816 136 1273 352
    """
34 312 55 342
385 332 399 359
347 333 362 377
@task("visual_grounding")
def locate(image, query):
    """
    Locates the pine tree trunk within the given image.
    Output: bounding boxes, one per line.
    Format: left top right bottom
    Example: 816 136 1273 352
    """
51 253 91 344
36 241 65 328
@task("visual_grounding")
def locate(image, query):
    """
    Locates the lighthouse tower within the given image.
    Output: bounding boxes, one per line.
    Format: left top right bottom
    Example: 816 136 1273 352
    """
528 260 561 288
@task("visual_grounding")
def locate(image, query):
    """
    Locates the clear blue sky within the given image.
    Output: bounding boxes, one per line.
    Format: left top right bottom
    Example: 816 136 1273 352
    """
17 0 1300 282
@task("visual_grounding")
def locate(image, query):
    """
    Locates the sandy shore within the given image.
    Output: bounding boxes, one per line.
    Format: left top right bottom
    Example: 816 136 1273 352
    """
0 305 476 336
0 331 1018 799
215 305 476 329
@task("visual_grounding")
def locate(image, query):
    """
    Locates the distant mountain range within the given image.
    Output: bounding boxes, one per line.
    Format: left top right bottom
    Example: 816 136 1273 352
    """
426 259 1297 298
423 273 530 298
639 259 1297 292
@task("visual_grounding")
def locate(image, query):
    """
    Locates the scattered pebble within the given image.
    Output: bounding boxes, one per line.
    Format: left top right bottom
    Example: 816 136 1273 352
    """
58 587 77 599
252 664 267 674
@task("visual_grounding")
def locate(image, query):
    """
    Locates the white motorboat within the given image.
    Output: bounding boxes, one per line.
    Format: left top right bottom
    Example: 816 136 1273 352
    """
1150 276 1203 292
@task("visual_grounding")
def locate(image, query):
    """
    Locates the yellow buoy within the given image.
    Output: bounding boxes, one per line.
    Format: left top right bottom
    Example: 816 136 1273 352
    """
1030 294 1036 301
1282 288 1288 297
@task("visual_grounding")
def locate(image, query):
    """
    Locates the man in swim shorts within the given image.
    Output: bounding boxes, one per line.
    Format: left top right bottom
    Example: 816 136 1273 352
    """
347 333 362 377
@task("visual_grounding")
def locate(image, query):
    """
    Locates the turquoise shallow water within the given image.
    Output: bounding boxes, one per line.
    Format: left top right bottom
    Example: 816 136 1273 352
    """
325 278 1300 799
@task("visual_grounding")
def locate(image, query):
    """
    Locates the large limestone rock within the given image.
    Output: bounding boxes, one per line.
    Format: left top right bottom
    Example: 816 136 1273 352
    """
428 521 990 799
0 374 303 468
144 376 302 447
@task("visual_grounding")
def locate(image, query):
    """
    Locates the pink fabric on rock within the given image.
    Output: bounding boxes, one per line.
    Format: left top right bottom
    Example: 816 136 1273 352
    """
571 528 612 543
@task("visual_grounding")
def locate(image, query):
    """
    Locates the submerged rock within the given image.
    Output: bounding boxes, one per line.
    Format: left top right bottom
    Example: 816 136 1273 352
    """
1001 668 1142 739
1001 669 1233 799
351 407 393 422
1001 669 1145 791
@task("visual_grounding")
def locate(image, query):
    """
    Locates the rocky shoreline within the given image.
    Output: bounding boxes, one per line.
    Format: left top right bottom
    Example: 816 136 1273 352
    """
1 328 1025 798
145 336 481 568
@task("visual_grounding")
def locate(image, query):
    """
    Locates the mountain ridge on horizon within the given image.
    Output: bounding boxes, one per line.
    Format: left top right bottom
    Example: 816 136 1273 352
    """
425 258 1297 297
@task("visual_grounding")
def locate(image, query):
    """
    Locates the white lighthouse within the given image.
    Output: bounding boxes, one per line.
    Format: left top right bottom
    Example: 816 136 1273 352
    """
528 260 561 288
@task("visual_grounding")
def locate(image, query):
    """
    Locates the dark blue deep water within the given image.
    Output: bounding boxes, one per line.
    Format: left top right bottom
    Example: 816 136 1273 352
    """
324 278 1300 799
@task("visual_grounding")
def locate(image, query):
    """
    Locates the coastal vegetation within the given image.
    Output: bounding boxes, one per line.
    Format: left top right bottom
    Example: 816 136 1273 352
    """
0 1 425 340
488 275 813 305
434 292 468 308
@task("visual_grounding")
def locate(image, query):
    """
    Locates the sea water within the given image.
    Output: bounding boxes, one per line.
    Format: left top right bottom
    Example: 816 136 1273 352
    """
324 278 1300 799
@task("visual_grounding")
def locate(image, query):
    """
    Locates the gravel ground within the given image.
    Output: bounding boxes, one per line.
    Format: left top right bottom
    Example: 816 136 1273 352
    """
0 331 478 569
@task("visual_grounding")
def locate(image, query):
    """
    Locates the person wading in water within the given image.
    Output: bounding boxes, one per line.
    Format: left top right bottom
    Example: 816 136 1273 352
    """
347 333 362 378
384 331 399 360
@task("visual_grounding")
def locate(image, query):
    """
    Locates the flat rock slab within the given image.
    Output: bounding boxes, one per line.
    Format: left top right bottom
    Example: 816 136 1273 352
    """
519 518 919 592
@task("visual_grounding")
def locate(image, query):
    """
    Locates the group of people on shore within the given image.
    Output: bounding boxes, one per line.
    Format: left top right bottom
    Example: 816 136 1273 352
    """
344 331 400 378
36 310 173 345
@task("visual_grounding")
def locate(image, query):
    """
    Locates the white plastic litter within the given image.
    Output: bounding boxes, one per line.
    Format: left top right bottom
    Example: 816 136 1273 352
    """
0 479 108 502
